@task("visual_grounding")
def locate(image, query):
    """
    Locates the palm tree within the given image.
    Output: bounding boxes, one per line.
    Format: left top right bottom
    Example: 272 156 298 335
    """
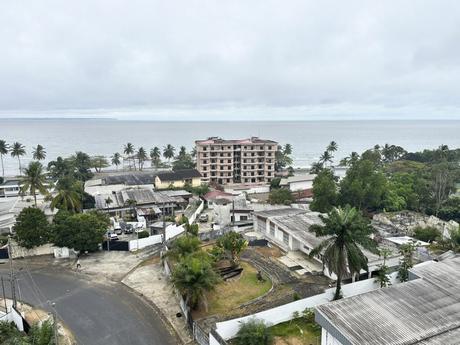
339 152 359 167
150 147 161 167
32 144 46 161
327 141 338 153
51 177 82 212
309 205 376 300
309 161 324 174
20 161 49 206
191 147 197 158
105 197 113 210
178 146 187 159
123 143 135 170
283 143 293 155
163 144 175 163
171 254 220 310
0 140 9 178
11 142 26 175
319 150 333 167
137 147 147 170
111 152 121 170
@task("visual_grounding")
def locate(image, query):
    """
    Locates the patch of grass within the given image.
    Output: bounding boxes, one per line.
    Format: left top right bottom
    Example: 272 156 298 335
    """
194 261 272 318
270 318 321 345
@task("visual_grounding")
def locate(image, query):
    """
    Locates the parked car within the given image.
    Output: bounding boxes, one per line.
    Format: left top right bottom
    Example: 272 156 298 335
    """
124 224 133 234
107 232 119 240
114 228 123 235
198 214 209 222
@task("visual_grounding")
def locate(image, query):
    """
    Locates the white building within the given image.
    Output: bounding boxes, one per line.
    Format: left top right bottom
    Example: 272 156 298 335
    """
0 179 21 198
279 174 316 192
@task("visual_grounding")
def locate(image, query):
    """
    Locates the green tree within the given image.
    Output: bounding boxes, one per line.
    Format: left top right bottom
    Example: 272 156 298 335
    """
339 152 359 167
413 226 440 242
28 319 55 345
32 144 46 161
165 235 201 262
172 153 195 171
375 248 392 288
137 147 148 170
123 142 135 170
397 242 415 282
13 207 52 249
163 144 175 162
437 196 460 223
0 140 8 178
150 147 161 167
268 188 294 205
235 318 273 345
339 159 387 211
309 206 376 300
11 142 26 175
51 176 82 212
47 156 73 180
381 144 406 163
69 151 93 181
319 150 333 167
275 144 293 171
90 155 110 173
53 211 109 252
214 231 248 267
310 169 337 213
327 141 338 154
171 254 220 310
111 152 122 170
20 161 49 206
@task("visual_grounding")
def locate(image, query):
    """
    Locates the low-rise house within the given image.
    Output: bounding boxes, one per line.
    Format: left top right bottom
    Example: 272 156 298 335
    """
316 255 460 345
154 169 202 189
202 190 235 209
253 208 400 280
0 179 21 198
85 172 156 196
280 174 316 192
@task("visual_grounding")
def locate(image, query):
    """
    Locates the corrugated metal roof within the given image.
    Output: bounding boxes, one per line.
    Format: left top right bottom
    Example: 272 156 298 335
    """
317 256 460 345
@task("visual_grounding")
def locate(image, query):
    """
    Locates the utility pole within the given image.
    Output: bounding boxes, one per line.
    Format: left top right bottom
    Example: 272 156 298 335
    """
1 277 7 312
50 302 59 345
7 236 16 309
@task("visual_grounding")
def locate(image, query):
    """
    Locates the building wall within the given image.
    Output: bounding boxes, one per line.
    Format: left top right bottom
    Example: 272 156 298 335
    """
289 180 313 192
196 139 277 185
321 329 344 345
155 176 201 189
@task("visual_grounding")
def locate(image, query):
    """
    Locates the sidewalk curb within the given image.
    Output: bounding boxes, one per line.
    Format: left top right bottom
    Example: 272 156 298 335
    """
120 279 193 345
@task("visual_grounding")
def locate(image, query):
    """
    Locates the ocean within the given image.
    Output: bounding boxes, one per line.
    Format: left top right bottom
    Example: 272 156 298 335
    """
0 119 459 176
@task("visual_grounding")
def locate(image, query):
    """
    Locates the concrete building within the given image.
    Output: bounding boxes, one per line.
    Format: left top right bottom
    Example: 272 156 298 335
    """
253 208 400 280
0 179 21 198
195 137 277 185
154 169 202 190
316 255 460 345
280 174 316 192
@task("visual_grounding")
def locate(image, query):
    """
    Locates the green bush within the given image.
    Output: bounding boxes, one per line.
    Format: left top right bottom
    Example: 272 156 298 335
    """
413 226 441 242
268 189 294 205
138 230 150 239
235 318 273 345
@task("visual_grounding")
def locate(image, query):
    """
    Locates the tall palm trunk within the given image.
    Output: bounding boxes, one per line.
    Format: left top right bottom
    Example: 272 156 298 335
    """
334 275 342 300
0 154 4 178
17 157 21 175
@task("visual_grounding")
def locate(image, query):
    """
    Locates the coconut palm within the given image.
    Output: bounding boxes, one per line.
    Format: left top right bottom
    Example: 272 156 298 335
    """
137 147 147 170
171 254 220 310
327 141 338 153
20 161 49 206
178 146 187 159
163 144 175 163
123 142 135 170
0 140 9 178
319 150 333 167
340 152 359 167
283 143 293 155
309 205 376 300
191 147 197 158
51 177 82 212
105 197 113 210
111 152 121 170
32 144 46 161
309 161 324 174
11 142 26 175
150 147 161 167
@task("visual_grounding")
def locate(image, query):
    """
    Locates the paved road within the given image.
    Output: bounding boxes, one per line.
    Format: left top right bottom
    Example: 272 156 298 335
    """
0 265 177 345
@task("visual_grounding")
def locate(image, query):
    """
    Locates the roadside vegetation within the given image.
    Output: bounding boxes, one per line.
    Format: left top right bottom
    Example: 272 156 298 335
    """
0 320 55 344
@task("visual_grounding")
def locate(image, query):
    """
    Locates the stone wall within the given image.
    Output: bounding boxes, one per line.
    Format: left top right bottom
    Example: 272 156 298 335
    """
372 211 459 239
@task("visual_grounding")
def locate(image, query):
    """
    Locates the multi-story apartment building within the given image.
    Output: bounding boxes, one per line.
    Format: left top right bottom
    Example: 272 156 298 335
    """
195 137 278 185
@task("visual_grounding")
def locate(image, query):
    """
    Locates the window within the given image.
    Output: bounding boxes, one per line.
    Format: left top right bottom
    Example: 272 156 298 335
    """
282 231 289 244
240 215 248 221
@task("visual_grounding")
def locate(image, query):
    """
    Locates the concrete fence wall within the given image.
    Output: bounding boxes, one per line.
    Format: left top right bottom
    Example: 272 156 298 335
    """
165 224 185 241
129 234 163 251
215 272 399 341
188 200 205 224
0 307 24 331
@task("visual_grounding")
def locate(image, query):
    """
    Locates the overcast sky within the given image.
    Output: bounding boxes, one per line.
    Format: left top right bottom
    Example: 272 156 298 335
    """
1 1 460 120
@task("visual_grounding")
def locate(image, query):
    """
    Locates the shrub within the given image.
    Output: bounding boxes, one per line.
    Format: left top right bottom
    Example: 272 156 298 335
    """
138 230 149 239
413 226 440 242
235 318 273 345
268 188 294 205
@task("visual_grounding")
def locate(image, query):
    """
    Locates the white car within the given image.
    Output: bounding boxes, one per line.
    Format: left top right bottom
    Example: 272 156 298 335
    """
107 232 118 240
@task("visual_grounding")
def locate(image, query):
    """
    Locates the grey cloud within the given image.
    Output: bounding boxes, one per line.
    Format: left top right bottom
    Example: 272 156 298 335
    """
0 0 460 120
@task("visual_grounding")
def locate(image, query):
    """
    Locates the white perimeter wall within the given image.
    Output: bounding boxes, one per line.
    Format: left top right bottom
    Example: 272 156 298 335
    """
322 328 344 345
215 272 399 340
